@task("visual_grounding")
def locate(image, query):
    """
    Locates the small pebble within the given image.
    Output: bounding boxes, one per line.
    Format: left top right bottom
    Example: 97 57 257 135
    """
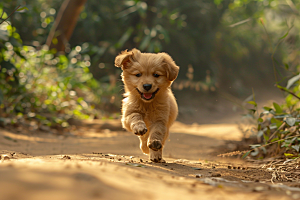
211 172 221 177
62 155 71 159
170 168 174 170
233 166 237 169
192 167 202 170
253 186 265 192
195 174 202 178
228 166 232 169
140 159 143 162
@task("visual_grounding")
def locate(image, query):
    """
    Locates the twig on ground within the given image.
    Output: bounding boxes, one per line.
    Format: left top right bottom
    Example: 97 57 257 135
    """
219 134 300 158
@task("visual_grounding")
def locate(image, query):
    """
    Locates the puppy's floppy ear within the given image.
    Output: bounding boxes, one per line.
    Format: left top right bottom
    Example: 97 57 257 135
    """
161 53 179 81
115 49 141 70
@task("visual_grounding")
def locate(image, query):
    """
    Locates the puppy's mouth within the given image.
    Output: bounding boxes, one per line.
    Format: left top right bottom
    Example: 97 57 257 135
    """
136 88 159 101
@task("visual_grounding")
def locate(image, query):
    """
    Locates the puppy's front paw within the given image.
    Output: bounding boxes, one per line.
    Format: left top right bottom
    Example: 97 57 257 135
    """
150 150 165 163
132 122 147 136
148 140 162 151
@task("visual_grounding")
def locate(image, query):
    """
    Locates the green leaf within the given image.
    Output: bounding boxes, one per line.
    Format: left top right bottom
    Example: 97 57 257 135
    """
248 109 256 114
242 151 250 159
276 84 289 93
271 117 283 128
257 124 261 131
284 153 294 157
271 138 279 142
278 25 293 40
292 145 300 152
247 101 257 106
273 102 283 114
16 6 29 12
263 107 272 111
214 0 223 5
286 117 296 126
263 134 269 142
257 118 263 123
278 31 289 40
285 63 289 70
286 74 300 89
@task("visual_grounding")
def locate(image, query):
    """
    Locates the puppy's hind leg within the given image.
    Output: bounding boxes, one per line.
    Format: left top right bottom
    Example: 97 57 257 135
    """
139 134 149 155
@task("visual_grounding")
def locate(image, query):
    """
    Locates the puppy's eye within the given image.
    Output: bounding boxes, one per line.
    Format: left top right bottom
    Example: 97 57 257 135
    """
135 73 142 77
153 73 160 78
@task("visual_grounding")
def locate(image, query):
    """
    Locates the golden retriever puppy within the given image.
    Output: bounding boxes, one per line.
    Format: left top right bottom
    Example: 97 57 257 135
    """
115 48 179 162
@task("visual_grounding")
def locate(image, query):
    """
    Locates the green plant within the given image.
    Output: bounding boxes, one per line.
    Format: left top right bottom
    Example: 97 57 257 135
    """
0 6 119 130
241 18 300 159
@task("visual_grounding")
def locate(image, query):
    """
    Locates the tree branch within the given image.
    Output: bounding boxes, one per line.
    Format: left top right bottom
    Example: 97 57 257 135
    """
0 5 20 25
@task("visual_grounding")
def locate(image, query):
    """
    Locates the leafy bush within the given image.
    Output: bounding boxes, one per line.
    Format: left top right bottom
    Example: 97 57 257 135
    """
0 7 118 130
241 20 300 159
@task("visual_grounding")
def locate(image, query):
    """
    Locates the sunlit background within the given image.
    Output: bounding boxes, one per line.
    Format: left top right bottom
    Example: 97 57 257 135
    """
1 0 299 130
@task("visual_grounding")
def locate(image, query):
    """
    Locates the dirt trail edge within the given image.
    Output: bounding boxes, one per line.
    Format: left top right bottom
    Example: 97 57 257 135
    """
0 121 299 200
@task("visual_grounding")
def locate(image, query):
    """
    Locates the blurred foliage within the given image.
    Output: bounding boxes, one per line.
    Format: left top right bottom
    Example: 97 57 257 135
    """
0 5 120 130
237 1 300 158
5 0 296 94
2 0 235 86
242 74 300 159
1 0 300 133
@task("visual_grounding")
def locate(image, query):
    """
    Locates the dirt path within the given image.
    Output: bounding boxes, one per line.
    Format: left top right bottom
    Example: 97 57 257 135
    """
0 120 299 200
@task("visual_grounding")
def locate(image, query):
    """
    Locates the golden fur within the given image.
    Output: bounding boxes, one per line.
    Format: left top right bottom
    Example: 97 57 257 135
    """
115 49 179 162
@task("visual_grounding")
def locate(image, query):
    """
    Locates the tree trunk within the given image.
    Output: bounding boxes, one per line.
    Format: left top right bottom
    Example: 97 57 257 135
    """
46 0 87 53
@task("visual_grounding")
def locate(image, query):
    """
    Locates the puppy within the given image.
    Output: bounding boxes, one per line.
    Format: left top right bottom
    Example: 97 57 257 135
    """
115 49 179 162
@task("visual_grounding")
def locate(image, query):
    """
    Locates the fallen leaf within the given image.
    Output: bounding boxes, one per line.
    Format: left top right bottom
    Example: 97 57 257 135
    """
126 163 146 168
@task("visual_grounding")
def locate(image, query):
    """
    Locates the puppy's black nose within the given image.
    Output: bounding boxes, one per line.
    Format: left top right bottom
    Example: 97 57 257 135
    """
143 84 152 91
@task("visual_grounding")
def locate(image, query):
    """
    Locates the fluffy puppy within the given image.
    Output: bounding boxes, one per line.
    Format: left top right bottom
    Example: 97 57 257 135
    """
115 48 179 162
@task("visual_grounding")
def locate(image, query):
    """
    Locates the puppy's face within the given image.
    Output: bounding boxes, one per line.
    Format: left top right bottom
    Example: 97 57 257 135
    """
115 49 179 102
